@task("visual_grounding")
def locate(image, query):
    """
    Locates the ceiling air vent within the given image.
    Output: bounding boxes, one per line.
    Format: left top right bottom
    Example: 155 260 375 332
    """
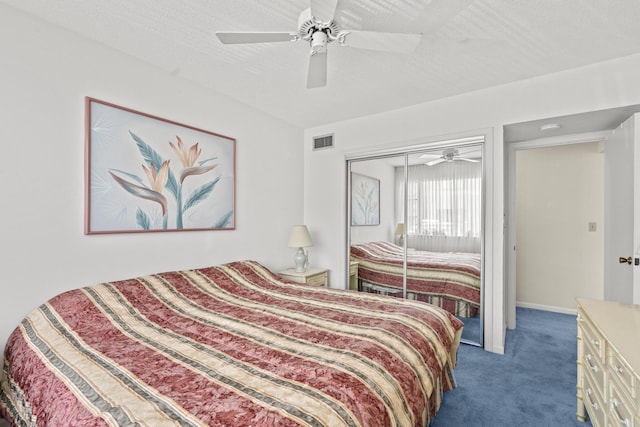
313 134 334 151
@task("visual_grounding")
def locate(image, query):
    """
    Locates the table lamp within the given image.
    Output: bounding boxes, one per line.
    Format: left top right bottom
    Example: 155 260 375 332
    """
395 223 405 247
288 225 313 272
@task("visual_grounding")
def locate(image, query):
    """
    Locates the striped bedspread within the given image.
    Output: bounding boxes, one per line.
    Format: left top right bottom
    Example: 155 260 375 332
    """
0 260 463 427
350 241 481 317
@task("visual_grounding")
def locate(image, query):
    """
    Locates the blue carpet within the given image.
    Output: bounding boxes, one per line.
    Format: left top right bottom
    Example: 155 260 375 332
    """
432 308 592 426
459 313 481 344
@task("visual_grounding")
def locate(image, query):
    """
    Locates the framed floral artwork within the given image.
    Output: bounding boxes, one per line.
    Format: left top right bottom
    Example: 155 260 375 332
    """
85 97 235 234
351 172 380 226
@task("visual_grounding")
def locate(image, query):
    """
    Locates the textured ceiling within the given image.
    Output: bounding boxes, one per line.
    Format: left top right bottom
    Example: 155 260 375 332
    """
4 0 640 128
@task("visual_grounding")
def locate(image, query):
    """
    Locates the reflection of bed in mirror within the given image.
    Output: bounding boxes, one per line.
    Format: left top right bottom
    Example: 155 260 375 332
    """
350 241 481 318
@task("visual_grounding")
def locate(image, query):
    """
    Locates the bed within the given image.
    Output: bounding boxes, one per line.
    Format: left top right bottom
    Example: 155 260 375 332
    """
350 241 481 318
0 260 462 427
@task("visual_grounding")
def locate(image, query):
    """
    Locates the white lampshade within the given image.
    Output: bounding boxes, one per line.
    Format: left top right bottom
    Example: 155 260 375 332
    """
288 225 313 248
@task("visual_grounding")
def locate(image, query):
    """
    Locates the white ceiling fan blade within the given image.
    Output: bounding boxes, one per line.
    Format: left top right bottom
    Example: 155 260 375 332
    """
216 32 297 44
310 0 339 23
426 158 445 166
459 157 480 163
307 51 327 88
341 30 422 54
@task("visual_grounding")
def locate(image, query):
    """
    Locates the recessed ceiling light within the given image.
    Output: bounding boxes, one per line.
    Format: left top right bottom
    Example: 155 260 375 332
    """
540 123 561 131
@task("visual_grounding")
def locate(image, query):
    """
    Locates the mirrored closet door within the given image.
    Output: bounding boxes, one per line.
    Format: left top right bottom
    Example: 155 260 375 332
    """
347 141 484 346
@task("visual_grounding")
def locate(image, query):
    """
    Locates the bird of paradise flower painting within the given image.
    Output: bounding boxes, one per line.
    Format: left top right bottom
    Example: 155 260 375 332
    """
351 172 379 226
85 98 235 234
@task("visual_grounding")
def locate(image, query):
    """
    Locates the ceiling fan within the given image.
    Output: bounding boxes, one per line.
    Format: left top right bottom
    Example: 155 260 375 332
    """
422 148 481 166
215 0 422 88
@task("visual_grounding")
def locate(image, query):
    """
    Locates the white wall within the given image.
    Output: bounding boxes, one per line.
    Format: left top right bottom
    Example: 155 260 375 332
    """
515 142 604 311
304 53 640 354
0 5 303 363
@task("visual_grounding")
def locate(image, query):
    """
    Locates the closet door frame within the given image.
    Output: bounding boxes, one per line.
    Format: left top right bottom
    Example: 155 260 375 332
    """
345 135 486 347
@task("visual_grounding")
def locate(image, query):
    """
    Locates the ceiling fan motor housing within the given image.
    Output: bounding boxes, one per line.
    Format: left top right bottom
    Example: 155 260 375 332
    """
298 8 339 47
443 148 459 161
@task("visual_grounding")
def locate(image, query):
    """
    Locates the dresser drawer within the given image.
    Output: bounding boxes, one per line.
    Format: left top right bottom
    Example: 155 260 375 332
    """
305 271 328 287
579 313 606 363
583 340 606 397
278 268 329 287
583 368 606 427
609 378 635 427
609 346 637 400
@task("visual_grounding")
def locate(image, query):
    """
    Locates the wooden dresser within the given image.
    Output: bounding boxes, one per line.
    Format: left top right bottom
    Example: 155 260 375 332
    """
576 298 640 427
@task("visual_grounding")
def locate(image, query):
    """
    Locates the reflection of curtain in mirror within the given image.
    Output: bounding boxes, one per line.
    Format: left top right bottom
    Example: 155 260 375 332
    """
395 160 481 253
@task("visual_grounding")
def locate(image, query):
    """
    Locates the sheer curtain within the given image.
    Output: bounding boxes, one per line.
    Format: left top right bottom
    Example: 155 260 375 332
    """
395 158 482 253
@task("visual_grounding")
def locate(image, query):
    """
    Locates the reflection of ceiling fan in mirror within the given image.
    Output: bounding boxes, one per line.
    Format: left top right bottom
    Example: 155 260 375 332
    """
422 148 481 166
215 0 422 88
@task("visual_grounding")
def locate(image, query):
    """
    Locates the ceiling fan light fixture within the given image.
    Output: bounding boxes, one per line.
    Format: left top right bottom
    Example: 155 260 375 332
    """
311 31 328 53
443 148 458 159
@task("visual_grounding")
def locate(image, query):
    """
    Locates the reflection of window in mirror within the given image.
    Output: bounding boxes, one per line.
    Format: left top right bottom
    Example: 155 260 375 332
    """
398 146 482 253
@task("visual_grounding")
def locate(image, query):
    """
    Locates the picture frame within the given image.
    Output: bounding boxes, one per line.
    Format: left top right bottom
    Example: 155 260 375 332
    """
351 172 380 226
85 97 236 234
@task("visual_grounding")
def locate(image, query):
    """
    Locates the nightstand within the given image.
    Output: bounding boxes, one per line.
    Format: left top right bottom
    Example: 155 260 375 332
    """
349 261 358 291
279 267 329 287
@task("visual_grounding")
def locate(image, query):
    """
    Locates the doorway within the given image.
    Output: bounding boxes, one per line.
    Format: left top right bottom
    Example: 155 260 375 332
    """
513 142 604 313
505 106 640 328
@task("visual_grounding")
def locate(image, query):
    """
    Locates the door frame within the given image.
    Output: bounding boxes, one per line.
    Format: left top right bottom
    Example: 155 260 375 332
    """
604 114 640 305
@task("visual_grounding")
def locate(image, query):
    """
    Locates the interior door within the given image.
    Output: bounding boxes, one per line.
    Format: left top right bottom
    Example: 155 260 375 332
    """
604 113 640 304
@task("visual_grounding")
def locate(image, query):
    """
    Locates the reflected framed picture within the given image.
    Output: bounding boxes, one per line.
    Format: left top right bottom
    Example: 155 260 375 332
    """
351 172 380 226
85 97 236 234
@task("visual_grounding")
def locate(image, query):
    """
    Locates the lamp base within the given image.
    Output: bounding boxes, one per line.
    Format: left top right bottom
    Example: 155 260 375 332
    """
294 247 308 272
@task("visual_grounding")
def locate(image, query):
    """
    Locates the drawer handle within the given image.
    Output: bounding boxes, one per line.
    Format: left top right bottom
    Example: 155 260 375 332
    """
611 398 630 427
585 354 599 373
612 364 624 375
586 388 599 411
590 339 600 348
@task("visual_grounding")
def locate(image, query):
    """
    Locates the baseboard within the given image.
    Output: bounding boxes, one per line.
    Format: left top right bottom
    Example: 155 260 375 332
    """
516 301 577 316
